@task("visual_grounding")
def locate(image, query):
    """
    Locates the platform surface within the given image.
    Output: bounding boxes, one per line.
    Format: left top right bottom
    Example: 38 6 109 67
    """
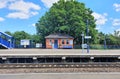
0 49 119 56
0 73 120 79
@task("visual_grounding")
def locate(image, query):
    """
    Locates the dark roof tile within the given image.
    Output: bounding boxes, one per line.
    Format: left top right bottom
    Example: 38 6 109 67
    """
45 33 73 39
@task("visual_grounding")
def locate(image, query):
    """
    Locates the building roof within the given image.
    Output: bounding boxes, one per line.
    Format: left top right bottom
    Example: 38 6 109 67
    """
45 33 74 39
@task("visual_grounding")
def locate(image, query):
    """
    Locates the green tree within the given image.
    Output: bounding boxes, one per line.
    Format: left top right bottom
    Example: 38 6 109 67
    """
114 30 120 37
98 32 105 44
36 0 98 45
108 31 120 45
31 35 41 43
30 35 42 47
13 31 31 46
5 31 13 36
98 31 120 45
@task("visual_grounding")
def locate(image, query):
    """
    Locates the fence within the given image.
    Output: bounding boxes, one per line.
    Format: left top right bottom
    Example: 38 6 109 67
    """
14 44 120 49
74 45 120 49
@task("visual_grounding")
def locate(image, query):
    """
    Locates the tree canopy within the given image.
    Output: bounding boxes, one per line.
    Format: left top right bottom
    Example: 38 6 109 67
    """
13 31 31 45
36 0 98 45
98 31 120 45
5 31 41 46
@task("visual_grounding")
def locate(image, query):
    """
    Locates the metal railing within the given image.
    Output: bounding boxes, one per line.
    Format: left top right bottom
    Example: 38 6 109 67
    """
74 45 120 49
0 32 14 49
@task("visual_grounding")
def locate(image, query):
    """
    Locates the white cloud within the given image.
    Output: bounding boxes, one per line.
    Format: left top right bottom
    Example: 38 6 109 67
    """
0 17 5 22
32 23 36 27
92 12 108 26
0 0 16 9
8 0 40 13
31 12 39 16
7 11 39 19
113 3 120 12
112 19 120 26
95 26 101 30
116 28 120 31
0 0 7 9
1 0 41 19
41 0 59 8
7 12 29 19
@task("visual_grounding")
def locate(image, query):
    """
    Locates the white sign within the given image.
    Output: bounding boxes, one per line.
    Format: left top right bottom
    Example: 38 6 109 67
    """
36 43 42 48
81 34 84 36
85 36 91 39
82 44 87 48
20 39 30 45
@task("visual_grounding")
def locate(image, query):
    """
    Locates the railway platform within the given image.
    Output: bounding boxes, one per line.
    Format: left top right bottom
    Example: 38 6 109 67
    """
0 49 119 56
0 49 119 64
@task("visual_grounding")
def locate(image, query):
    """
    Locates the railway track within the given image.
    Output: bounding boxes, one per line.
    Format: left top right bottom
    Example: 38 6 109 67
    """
0 63 120 68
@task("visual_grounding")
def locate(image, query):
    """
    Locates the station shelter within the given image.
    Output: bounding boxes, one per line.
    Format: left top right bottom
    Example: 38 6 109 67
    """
45 33 74 49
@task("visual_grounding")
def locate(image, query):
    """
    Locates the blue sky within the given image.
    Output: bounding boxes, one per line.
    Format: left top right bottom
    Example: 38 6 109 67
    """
0 0 120 34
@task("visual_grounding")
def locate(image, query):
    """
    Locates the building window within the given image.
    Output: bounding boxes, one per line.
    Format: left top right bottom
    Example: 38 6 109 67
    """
62 40 64 44
49 39 52 45
66 40 69 44
70 40 73 44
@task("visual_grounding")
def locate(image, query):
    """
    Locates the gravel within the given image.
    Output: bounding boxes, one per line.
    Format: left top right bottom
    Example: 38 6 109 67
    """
0 67 120 74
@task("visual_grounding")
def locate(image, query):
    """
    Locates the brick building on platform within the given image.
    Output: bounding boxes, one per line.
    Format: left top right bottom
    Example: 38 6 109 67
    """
45 33 74 49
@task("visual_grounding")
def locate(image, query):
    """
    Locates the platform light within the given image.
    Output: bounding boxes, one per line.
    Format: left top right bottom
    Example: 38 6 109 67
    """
62 57 66 60
118 57 120 59
90 57 94 60
2 57 7 60
33 57 37 60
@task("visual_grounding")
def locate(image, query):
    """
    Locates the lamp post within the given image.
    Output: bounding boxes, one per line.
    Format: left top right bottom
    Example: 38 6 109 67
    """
104 35 107 49
0 33 1 43
86 19 89 53
84 11 90 53
81 32 84 53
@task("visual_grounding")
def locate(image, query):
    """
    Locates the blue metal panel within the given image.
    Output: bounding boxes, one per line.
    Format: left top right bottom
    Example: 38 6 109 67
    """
0 32 14 49
63 46 72 49
54 40 58 49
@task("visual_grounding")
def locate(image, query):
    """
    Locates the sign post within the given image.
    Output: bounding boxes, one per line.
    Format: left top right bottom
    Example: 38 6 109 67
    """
85 36 91 39
85 36 91 53
81 33 84 53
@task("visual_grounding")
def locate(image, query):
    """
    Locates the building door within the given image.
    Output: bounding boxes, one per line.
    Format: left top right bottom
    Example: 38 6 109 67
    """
54 40 58 49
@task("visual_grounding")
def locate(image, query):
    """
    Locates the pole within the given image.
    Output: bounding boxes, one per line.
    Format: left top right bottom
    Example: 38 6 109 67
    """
86 19 89 53
104 35 107 49
0 33 2 43
81 32 84 53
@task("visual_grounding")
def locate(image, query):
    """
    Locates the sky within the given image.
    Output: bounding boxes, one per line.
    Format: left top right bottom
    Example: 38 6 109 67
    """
0 0 120 35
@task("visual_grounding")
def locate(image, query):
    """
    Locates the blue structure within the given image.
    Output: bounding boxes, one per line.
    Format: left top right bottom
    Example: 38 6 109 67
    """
54 40 58 49
0 32 14 49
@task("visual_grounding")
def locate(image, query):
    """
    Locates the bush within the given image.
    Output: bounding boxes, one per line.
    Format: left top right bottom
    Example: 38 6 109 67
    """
90 45 104 49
